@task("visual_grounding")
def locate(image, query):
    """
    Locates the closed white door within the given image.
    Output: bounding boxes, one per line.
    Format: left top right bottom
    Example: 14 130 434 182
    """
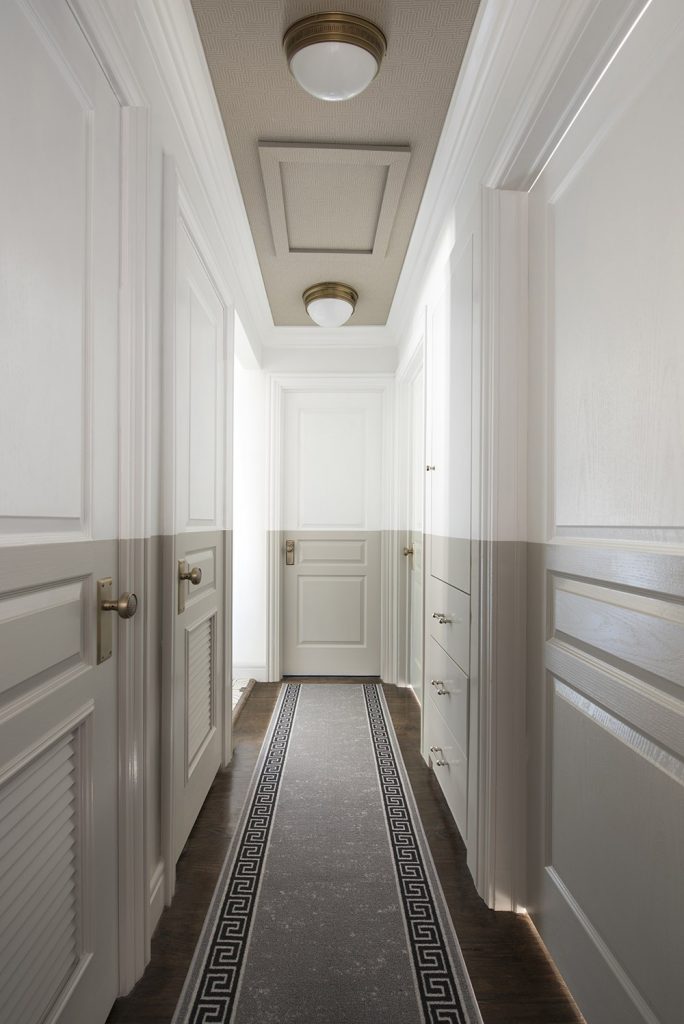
282 389 383 676
428 240 473 594
527 3 684 1022
0 2 122 1022
163 172 231 873
407 367 425 702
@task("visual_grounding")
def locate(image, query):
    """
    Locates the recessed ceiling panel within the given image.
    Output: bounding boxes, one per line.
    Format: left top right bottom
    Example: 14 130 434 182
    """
191 0 481 326
281 161 386 253
259 142 410 258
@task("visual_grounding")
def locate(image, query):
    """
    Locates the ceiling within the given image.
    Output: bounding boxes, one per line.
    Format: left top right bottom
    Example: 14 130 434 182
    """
191 1 480 327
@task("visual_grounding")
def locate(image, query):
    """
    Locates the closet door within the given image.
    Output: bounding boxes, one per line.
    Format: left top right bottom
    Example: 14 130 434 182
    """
162 163 232 888
423 238 475 841
0 2 124 1021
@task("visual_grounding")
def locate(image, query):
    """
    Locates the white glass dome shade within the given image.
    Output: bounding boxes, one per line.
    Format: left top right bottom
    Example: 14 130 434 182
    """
303 283 358 327
284 13 387 102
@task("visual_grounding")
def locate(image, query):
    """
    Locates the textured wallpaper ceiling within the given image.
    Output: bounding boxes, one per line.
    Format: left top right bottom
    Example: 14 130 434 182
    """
191 0 480 326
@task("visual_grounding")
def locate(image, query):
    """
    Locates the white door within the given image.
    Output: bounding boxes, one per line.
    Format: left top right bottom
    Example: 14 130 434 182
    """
281 388 383 676
163 169 232 877
527 2 684 1022
407 367 425 702
428 239 473 594
0 2 122 1022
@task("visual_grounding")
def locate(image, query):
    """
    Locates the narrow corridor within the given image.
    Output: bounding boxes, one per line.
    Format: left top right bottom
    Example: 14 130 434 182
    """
108 683 582 1024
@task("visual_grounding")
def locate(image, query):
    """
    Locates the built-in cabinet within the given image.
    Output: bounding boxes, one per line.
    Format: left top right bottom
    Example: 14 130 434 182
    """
422 233 476 846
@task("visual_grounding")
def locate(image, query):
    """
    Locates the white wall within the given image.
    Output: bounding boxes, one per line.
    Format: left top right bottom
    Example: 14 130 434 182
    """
232 317 268 678
526 2 684 1021
390 2 684 1019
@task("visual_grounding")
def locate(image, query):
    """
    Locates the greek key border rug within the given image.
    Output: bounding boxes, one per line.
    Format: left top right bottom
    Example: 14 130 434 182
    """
172 683 482 1024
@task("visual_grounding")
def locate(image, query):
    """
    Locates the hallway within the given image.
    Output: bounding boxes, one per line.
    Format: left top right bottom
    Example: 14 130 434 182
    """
1 1 683 1023
107 683 582 1024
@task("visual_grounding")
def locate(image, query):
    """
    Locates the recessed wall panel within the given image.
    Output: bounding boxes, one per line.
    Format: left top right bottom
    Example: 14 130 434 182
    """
550 679 684 1024
551 41 684 532
0 6 89 529
552 576 684 689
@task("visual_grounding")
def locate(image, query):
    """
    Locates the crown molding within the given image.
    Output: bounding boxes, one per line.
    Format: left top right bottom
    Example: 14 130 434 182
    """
388 0 649 347
136 0 273 356
483 0 648 190
387 0 522 344
68 0 146 106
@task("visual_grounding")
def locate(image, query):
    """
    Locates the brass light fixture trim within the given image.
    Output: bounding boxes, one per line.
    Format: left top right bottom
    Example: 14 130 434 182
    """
303 281 358 309
283 12 387 70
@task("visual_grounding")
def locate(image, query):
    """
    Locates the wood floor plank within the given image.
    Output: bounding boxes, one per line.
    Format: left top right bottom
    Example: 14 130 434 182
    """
107 680 583 1024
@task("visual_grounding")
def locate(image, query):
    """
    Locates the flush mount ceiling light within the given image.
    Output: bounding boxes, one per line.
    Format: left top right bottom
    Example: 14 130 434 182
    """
283 13 387 101
303 282 358 327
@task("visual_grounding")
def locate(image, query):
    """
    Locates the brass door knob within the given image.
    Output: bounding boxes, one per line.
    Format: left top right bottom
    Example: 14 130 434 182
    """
179 566 202 586
102 592 138 619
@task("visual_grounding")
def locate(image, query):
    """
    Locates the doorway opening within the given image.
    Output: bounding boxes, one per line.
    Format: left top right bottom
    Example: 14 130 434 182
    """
231 315 269 708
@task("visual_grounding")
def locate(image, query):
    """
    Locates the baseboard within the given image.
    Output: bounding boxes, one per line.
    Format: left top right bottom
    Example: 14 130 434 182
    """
233 678 256 720
408 684 422 706
149 860 165 937
233 663 268 681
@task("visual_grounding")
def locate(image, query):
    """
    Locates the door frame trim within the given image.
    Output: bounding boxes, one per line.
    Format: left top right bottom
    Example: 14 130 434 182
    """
266 374 394 682
66 0 152 994
474 187 528 910
465 0 650 912
393 331 426 693
161 155 233 904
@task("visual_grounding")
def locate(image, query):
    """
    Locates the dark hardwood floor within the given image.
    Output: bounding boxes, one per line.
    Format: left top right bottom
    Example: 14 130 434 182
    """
107 681 583 1024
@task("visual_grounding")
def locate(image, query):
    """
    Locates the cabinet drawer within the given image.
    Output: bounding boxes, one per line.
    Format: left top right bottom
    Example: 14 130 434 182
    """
428 576 470 673
424 696 468 840
429 534 470 595
426 636 468 756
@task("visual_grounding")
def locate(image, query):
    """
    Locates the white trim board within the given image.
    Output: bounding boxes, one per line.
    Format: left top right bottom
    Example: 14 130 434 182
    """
233 665 269 682
148 860 165 939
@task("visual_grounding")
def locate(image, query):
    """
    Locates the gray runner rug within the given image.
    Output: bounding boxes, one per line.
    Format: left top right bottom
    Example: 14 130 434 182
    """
172 683 482 1024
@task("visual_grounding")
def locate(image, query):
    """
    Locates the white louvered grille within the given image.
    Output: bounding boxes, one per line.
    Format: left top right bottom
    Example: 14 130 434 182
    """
187 615 215 769
0 733 80 1024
